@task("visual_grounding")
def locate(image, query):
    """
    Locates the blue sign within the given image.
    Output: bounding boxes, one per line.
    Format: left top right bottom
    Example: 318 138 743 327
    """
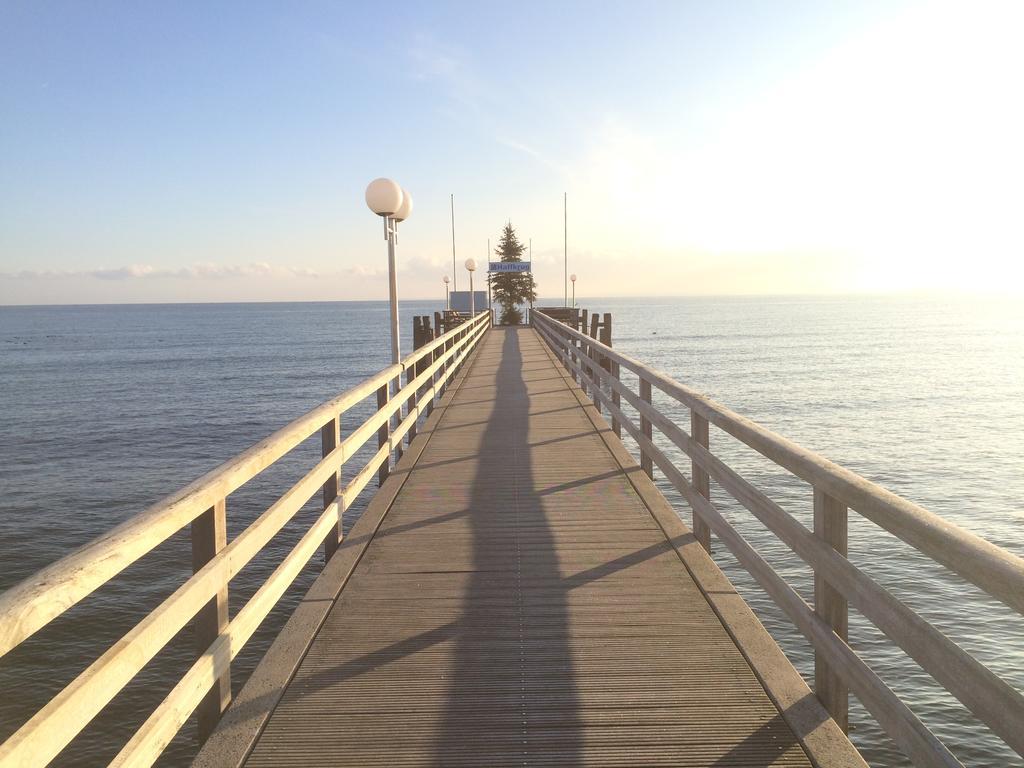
488 261 531 273
449 290 488 314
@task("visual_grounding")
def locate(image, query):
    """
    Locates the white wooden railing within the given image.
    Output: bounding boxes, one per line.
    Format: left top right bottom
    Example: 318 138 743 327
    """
532 309 1024 768
0 311 491 768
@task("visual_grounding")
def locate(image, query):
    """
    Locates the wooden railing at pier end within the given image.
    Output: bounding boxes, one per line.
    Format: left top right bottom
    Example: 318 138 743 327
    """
532 308 1024 768
0 311 492 768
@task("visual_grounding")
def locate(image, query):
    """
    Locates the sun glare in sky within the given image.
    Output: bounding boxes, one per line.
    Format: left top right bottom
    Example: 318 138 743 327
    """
1 1 1022 303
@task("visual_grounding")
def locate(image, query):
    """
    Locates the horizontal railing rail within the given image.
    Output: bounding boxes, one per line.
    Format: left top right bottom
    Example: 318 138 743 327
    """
0 310 491 768
532 309 1024 768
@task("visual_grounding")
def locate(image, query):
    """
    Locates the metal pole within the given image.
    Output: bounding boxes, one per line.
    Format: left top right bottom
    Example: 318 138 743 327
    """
572 281 575 308
528 238 533 324
470 271 475 316
564 192 568 307
385 216 401 456
450 194 457 293
445 283 449 311
386 217 400 365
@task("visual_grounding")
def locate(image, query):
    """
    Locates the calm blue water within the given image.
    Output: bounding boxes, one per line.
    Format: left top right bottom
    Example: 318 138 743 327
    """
1 297 1022 766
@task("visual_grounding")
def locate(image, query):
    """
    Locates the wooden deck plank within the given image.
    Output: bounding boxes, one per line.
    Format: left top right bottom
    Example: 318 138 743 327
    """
240 328 814 767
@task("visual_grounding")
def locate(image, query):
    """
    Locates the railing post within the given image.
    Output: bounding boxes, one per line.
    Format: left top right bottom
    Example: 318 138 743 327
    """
588 313 602 398
611 361 621 437
814 487 849 731
600 312 612 357
407 366 417 445
589 340 601 412
191 498 230 743
459 323 467 371
428 320 441 415
690 411 712 552
455 326 464 374
376 384 390 486
556 323 571 373
321 417 341 562
428 343 440 416
393 374 403 462
435 338 444 398
571 331 580 388
442 335 453 396
639 378 654 479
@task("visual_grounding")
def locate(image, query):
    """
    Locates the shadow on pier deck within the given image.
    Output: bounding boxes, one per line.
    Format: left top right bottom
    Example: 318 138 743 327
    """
196 328 854 767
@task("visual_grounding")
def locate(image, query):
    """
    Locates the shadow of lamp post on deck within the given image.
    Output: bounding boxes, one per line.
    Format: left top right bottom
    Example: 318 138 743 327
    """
465 258 477 316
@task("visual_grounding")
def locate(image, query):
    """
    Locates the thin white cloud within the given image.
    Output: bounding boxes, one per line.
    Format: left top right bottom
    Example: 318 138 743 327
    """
494 136 569 177
5 263 326 281
343 264 385 279
496 137 542 160
409 33 564 178
408 34 464 82
2 258 459 285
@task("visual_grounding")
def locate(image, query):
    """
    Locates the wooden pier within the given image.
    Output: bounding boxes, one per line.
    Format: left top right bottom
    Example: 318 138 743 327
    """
1 310 1023 767
196 327 844 767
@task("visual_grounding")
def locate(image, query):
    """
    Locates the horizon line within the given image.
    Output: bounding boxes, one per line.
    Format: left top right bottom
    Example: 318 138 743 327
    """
1 289 1017 309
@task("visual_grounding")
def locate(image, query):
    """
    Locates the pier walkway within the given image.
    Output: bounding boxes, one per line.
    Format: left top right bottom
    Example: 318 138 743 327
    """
197 328 838 767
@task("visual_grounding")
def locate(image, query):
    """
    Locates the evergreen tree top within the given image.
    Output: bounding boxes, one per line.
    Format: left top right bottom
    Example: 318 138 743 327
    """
495 222 527 262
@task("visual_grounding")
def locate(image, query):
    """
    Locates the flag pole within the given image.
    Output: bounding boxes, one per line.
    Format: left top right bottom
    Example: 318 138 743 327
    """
563 192 568 307
450 194 457 293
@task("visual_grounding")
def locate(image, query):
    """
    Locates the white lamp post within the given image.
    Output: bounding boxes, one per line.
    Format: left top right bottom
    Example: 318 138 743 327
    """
465 258 477 315
570 273 577 308
443 275 450 310
365 178 411 366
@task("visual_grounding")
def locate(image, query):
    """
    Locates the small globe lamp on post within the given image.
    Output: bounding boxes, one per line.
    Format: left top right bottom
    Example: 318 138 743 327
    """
465 258 477 316
570 273 577 308
365 178 412 366
443 275 451 311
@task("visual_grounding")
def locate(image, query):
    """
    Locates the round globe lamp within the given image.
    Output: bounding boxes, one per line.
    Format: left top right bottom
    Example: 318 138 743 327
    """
393 188 413 222
365 178 403 217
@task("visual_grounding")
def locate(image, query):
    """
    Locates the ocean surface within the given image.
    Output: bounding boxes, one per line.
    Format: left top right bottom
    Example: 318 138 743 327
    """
1 296 1022 767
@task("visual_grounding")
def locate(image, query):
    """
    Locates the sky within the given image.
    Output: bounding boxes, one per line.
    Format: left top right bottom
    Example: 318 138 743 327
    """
1 0 1022 304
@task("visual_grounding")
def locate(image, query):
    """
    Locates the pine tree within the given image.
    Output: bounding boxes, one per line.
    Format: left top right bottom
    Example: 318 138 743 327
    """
490 222 537 325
